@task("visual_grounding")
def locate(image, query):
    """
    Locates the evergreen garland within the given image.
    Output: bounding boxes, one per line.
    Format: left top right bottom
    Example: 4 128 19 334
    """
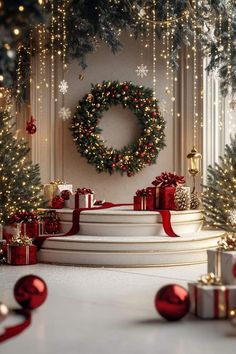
71 81 165 176
0 110 43 225
1 1 236 96
202 135 236 232
0 0 45 87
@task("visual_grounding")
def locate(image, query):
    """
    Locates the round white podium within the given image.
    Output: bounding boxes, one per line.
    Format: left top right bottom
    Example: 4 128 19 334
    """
38 206 224 267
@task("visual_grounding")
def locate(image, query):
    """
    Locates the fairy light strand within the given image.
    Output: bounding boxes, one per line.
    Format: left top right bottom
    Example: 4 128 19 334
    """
152 0 156 99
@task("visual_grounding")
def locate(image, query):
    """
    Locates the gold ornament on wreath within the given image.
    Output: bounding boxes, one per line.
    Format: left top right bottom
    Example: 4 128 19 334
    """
71 81 166 176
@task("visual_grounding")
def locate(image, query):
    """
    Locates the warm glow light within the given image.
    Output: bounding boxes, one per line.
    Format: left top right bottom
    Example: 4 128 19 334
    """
13 28 20 36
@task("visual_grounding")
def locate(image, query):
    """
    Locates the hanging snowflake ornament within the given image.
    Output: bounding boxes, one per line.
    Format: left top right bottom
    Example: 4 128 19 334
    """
228 210 236 226
58 80 69 95
59 107 71 121
136 64 148 79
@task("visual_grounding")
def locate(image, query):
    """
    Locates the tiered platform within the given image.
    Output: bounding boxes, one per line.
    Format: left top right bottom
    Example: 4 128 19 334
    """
38 206 224 267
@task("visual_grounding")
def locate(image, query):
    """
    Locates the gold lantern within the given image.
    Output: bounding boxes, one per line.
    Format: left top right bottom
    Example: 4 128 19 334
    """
187 147 202 192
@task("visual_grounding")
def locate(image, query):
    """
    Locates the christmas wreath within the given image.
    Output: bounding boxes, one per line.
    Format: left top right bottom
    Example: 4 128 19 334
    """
71 81 166 176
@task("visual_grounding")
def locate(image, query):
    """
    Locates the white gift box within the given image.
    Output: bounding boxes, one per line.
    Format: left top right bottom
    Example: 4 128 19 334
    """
208 249 236 285
189 282 236 319
44 183 73 206
67 193 94 209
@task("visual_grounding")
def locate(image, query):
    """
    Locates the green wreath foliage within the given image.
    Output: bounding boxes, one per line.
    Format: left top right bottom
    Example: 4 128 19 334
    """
71 81 166 176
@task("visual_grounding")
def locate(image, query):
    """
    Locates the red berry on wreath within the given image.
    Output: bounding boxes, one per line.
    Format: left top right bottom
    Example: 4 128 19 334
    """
51 196 64 209
122 166 127 171
26 116 37 135
14 275 48 310
124 85 129 91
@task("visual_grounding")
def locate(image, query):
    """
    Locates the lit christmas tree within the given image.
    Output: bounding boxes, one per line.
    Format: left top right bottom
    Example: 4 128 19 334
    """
0 109 43 225
202 135 236 232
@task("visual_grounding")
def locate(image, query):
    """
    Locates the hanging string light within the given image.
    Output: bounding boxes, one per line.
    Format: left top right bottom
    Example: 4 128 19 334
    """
192 0 198 148
152 0 156 99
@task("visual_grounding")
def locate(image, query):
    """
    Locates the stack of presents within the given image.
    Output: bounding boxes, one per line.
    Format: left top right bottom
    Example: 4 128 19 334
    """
1 171 197 266
189 234 236 319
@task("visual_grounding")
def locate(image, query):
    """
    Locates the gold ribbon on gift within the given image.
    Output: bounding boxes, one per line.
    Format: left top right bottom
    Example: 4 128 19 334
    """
9 234 32 247
218 233 236 251
198 272 222 286
50 179 65 185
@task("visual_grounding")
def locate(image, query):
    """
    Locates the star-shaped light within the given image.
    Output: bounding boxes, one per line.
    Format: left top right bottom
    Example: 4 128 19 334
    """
136 64 148 78
59 107 71 121
59 80 69 95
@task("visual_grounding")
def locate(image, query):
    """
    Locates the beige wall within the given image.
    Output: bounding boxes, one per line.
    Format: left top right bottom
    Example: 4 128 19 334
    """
29 35 202 203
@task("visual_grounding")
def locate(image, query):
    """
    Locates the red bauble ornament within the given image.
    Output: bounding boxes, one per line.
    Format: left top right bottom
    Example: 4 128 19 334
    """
232 263 236 277
51 196 65 209
26 116 37 135
14 275 48 310
154 284 190 321
124 85 129 91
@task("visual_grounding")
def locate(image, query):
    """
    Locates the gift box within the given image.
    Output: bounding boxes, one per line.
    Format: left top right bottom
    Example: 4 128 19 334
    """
7 245 37 265
147 186 160 209
21 221 39 239
151 172 185 210
39 210 61 235
133 189 155 211
189 281 236 319
7 231 37 265
68 188 94 209
44 181 73 207
61 190 72 208
208 249 236 285
159 186 176 210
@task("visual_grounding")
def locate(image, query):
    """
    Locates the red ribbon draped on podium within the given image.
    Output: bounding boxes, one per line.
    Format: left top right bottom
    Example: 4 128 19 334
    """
34 203 179 249
0 309 31 344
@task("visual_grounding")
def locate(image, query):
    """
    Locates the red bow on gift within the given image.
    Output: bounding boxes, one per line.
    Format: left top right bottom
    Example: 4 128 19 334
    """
152 172 185 187
60 190 71 200
76 188 94 195
136 188 153 197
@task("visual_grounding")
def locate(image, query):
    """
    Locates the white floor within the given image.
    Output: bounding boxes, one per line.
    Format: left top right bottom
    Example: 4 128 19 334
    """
0 263 236 354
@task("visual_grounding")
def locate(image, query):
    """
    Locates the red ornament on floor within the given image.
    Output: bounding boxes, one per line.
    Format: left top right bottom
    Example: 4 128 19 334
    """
14 275 48 310
26 116 37 135
154 284 190 321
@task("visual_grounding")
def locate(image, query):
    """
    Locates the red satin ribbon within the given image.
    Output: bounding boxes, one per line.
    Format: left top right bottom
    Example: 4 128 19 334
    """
34 203 179 249
0 309 31 344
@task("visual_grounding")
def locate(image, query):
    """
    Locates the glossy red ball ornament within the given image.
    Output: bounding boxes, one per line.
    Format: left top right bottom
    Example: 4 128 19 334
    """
155 284 190 321
14 275 48 310
26 116 37 135
232 263 236 277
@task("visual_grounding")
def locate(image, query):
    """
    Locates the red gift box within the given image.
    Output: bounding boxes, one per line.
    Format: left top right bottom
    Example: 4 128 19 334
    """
21 222 39 239
151 172 185 210
159 186 176 210
7 245 37 265
147 186 160 209
134 196 155 211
